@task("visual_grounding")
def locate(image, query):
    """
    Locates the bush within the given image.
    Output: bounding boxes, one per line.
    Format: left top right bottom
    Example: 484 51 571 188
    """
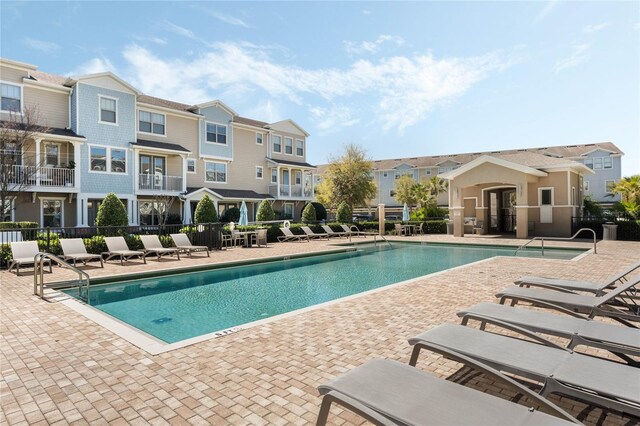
311 202 327 221
221 207 241 223
194 195 218 224
423 220 447 234
336 201 352 223
0 221 39 230
301 203 317 223
165 213 183 225
256 200 275 222
95 193 128 227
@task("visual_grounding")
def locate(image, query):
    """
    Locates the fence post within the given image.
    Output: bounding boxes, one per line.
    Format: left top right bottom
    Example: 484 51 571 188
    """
46 227 51 252
207 222 212 250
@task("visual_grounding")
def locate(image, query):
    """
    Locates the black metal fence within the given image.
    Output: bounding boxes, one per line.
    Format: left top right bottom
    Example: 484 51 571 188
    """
571 215 640 241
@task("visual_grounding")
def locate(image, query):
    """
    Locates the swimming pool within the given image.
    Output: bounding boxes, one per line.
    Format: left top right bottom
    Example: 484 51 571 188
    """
65 243 583 344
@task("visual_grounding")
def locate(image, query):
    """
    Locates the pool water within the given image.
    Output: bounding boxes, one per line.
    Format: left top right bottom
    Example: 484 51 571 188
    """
66 243 582 343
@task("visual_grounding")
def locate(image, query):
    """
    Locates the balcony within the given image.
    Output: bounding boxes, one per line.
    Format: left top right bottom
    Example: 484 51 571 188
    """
138 174 183 193
7 165 75 188
269 184 313 199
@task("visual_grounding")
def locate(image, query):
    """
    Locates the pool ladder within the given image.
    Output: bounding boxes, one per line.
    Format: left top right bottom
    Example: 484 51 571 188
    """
514 228 597 257
33 252 91 302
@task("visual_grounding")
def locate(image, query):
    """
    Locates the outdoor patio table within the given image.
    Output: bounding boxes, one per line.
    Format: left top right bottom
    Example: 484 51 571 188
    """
236 231 258 247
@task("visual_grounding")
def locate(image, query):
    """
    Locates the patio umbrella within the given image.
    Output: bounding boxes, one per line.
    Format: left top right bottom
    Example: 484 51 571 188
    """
239 200 249 226
402 203 410 222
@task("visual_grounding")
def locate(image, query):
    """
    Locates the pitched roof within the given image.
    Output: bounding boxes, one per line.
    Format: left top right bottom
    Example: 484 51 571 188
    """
185 187 272 200
266 157 315 168
137 95 197 114
0 120 85 139
131 139 191 154
233 116 269 128
29 71 68 86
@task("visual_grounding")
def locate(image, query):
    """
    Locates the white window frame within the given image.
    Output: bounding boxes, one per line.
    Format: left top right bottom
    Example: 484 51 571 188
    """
186 158 197 174
138 110 166 136
284 137 293 155
294 171 302 185
382 172 388 178
204 160 227 183
283 202 294 219
605 180 616 194
272 135 282 153
88 144 128 174
110 148 127 174
98 95 118 126
40 197 65 228
42 142 62 167
538 187 554 206
205 121 228 145
256 133 263 145
1 81 23 114
584 158 593 169
271 168 278 183
584 180 590 192
256 166 263 180
2 197 15 222
389 190 396 198
603 157 613 169
295 139 304 157
425 169 431 175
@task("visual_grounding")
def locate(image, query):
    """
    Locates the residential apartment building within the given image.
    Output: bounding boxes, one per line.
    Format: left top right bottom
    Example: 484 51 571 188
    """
1 57 315 227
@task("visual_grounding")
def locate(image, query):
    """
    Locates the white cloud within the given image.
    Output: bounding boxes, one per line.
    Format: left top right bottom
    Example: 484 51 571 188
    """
583 22 609 33
133 35 167 45
163 21 196 40
533 0 558 24
206 10 251 28
344 35 405 55
554 43 590 73
24 37 60 52
362 10 372 15
69 57 116 76
309 104 359 133
245 99 281 123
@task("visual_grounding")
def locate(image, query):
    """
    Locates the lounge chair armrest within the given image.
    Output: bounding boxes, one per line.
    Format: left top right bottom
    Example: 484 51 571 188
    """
492 296 591 319
516 282 581 294
315 390 397 426
411 343 581 424
460 313 571 352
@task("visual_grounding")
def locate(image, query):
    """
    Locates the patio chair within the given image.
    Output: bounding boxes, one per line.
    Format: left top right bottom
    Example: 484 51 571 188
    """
170 233 210 257
514 260 640 295
457 302 640 365
408 322 640 417
231 229 245 247
340 224 377 237
394 223 408 236
321 225 348 238
277 228 309 242
103 236 147 265
317 357 579 425
139 235 180 261
8 241 51 275
496 275 640 325
60 238 104 268
472 220 484 235
301 226 329 240
251 228 268 247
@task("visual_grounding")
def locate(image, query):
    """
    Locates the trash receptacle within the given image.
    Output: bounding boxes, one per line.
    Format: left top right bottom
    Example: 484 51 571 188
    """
446 221 454 235
602 223 618 241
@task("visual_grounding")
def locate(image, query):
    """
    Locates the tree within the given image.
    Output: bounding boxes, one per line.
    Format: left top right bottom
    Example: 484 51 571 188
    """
311 202 327 221
412 181 433 210
152 194 177 226
425 176 448 199
95 192 128 227
393 175 417 207
316 144 377 208
256 199 275 221
194 195 218 223
0 107 51 220
301 203 316 223
336 201 352 223
221 206 240 223
608 175 640 218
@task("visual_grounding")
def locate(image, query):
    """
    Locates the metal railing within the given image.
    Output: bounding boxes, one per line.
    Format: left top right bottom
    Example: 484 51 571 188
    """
33 252 91 302
7 165 75 187
515 228 597 256
268 184 313 198
138 174 183 191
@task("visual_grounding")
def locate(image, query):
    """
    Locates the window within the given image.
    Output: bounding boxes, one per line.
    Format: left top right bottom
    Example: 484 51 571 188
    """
90 146 107 171
540 188 553 205
99 96 117 124
42 199 63 227
585 158 593 169
139 111 165 135
2 198 14 222
273 135 282 153
1 83 21 112
605 180 616 194
593 157 603 170
205 161 227 183
285 137 293 155
139 201 167 226
256 166 263 179
43 143 60 167
3 142 21 165
206 123 227 144
271 169 278 183
425 169 431 175
283 203 294 219
111 149 126 173
603 157 612 169
389 190 396 197
584 181 590 192
585 156 612 170
256 133 263 145
296 139 304 156
382 172 388 178
295 171 301 185
187 159 196 173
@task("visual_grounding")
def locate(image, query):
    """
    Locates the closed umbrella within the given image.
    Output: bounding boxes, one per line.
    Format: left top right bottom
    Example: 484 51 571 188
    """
239 200 249 226
402 203 410 222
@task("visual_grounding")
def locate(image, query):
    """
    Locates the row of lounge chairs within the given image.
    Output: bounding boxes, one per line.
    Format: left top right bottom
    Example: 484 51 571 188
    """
277 224 375 242
316 262 640 424
7 234 210 274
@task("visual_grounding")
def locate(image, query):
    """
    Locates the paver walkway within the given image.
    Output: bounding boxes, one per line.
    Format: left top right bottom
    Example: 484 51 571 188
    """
1 236 638 425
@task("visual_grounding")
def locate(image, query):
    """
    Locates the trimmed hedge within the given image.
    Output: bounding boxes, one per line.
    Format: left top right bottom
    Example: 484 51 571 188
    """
576 219 640 241
0 221 39 230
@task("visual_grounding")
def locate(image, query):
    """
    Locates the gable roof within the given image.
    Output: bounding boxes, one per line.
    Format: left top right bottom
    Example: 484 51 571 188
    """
137 94 198 114
194 100 238 116
233 116 269 128
185 187 271 201
441 155 548 179
269 119 310 137
65 71 142 95
131 139 191 154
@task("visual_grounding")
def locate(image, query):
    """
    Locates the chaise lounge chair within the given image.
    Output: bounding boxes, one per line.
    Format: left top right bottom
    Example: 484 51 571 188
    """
103 236 147 265
170 233 210 257
139 235 180 261
321 225 348 238
317 356 580 425
457 302 640 365
515 261 640 295
8 241 51 275
301 226 329 240
408 322 640 417
60 238 104 268
340 224 378 237
496 275 640 325
277 228 309 242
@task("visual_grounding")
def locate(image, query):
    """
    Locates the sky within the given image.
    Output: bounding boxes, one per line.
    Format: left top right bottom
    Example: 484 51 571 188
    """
1 1 639 175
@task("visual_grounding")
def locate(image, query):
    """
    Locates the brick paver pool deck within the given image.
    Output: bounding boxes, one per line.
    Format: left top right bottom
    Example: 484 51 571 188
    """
1 235 639 425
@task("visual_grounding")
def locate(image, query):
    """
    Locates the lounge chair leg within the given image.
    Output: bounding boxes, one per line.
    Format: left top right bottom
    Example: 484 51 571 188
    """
408 345 423 366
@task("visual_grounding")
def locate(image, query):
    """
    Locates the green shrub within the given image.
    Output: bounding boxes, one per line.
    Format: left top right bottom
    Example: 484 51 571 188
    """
221 207 241 223
0 243 11 268
256 200 275 222
311 202 327 221
95 193 128 227
301 203 317 223
165 213 183 225
336 201 352 223
194 195 218 224
423 220 447 234
0 221 39 230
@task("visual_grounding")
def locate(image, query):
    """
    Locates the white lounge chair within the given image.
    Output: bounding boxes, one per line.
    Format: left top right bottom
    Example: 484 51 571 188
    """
301 226 329 240
277 228 309 242
60 238 104 268
321 225 348 238
103 237 147 265
170 233 210 257
8 241 51 275
139 235 180 261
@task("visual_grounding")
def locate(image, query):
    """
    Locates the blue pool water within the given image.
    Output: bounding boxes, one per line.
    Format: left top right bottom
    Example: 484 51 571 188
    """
66 243 582 343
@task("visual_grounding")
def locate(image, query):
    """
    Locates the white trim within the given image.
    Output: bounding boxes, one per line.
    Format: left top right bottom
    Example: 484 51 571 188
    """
441 155 548 179
42 141 62 167
272 134 282 153
39 197 65 228
295 139 304 157
199 153 233 162
66 71 141 95
538 187 554 206
204 121 228 145
269 119 310 137
132 145 191 155
256 165 264 180
186 158 197 174
137 109 166 137
22 78 71 94
284 136 294 156
194 99 237 116
0 80 24 114
204 160 228 184
136 101 202 119
98 94 118 126
88 144 128 174
2 196 16 221
256 132 264 145
0 58 37 71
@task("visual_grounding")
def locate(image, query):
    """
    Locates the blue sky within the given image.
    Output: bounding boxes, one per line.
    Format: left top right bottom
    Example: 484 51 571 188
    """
2 1 639 174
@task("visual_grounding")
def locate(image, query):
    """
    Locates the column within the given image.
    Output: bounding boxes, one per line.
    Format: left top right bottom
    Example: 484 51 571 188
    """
35 138 42 186
76 195 87 227
183 198 192 224
378 204 385 235
451 184 464 237
515 180 529 239
181 155 188 192
128 199 135 225
133 150 140 193
276 166 281 198
72 141 81 189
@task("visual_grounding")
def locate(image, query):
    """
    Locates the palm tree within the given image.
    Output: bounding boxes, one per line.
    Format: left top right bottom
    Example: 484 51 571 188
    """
609 175 640 218
425 176 448 198
412 182 432 210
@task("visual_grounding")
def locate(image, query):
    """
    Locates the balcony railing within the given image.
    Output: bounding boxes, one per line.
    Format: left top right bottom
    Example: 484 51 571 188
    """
268 184 313 199
138 174 183 192
7 165 75 188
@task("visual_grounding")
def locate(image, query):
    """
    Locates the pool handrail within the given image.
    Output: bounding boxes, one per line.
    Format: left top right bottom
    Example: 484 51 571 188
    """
33 252 91 302
515 228 597 256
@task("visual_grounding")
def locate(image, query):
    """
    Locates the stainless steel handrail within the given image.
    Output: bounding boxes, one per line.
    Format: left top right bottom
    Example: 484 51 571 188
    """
514 228 597 256
33 252 91 301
